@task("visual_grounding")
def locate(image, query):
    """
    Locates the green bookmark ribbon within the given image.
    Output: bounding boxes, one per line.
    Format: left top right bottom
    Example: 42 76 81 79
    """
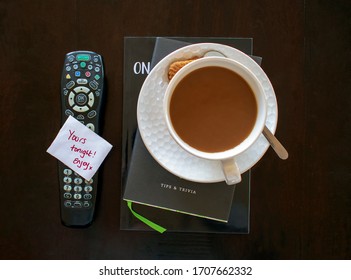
127 201 167 233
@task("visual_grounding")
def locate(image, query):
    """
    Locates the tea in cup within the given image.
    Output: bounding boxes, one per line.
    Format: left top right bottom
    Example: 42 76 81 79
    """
164 56 267 185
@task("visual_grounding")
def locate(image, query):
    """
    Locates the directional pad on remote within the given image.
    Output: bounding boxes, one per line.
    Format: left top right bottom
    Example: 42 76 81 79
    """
68 86 95 112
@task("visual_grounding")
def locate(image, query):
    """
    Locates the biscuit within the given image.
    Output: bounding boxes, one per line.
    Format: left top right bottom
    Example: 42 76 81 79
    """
168 58 199 81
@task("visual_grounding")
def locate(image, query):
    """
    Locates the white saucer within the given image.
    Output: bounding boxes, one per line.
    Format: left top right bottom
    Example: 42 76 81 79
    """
137 43 278 183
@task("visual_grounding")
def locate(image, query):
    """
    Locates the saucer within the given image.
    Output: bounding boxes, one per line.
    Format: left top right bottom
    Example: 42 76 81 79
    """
137 43 278 183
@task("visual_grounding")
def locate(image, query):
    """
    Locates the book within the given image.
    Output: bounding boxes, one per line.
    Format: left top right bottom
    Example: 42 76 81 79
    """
121 37 253 233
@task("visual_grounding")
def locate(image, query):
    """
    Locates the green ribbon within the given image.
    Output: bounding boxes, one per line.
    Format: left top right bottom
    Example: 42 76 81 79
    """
127 201 167 233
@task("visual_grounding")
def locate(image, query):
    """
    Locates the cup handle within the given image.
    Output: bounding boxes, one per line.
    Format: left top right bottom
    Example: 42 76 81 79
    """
221 158 242 185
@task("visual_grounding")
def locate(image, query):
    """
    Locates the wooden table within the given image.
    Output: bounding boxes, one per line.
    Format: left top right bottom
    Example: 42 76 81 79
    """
0 0 350 259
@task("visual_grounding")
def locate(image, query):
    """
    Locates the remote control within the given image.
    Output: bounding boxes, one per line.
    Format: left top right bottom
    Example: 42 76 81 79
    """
59 51 104 227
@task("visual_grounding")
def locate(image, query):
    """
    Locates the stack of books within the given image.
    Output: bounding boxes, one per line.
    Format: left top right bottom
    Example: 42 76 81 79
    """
120 37 255 233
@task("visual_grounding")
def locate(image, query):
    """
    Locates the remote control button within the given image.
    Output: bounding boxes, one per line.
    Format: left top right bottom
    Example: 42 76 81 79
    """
73 201 82 208
75 71 81 77
74 186 83 192
63 177 72 184
83 201 91 208
74 193 82 200
88 64 93 70
68 91 75 106
87 110 96 119
88 92 94 107
68 55 75 62
65 109 74 117
65 66 71 71
89 80 98 90
94 74 100 80
76 114 84 120
94 67 100 72
85 71 91 78
77 78 88 85
74 86 90 94
63 89 69 95
64 193 72 199
63 185 72 191
74 178 83 184
83 194 92 200
85 178 93 184
65 74 71 79
64 201 72 207
76 93 87 105
66 80 75 89
63 169 72 175
80 62 86 68
76 54 91 61
86 123 95 131
95 89 101 97
84 186 93 192
73 64 79 70
73 105 89 112
93 57 99 63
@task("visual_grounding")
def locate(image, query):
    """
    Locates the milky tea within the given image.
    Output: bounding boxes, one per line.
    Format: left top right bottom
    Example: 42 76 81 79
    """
169 66 258 153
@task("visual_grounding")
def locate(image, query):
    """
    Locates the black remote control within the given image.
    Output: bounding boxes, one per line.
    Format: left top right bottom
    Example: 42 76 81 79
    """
59 51 104 227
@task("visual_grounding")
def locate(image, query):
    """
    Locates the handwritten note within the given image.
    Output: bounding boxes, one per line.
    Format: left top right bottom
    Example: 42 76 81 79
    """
47 116 112 180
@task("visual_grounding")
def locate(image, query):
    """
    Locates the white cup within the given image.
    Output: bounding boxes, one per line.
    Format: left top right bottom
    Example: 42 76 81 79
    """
164 56 267 185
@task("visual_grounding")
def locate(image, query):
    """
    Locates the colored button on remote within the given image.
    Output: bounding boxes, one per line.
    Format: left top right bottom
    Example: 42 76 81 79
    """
76 54 91 61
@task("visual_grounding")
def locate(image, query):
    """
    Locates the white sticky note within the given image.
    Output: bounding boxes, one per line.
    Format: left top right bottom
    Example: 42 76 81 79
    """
47 116 112 180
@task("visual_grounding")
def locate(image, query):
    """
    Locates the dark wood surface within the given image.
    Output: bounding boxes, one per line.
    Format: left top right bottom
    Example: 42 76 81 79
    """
0 0 350 259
